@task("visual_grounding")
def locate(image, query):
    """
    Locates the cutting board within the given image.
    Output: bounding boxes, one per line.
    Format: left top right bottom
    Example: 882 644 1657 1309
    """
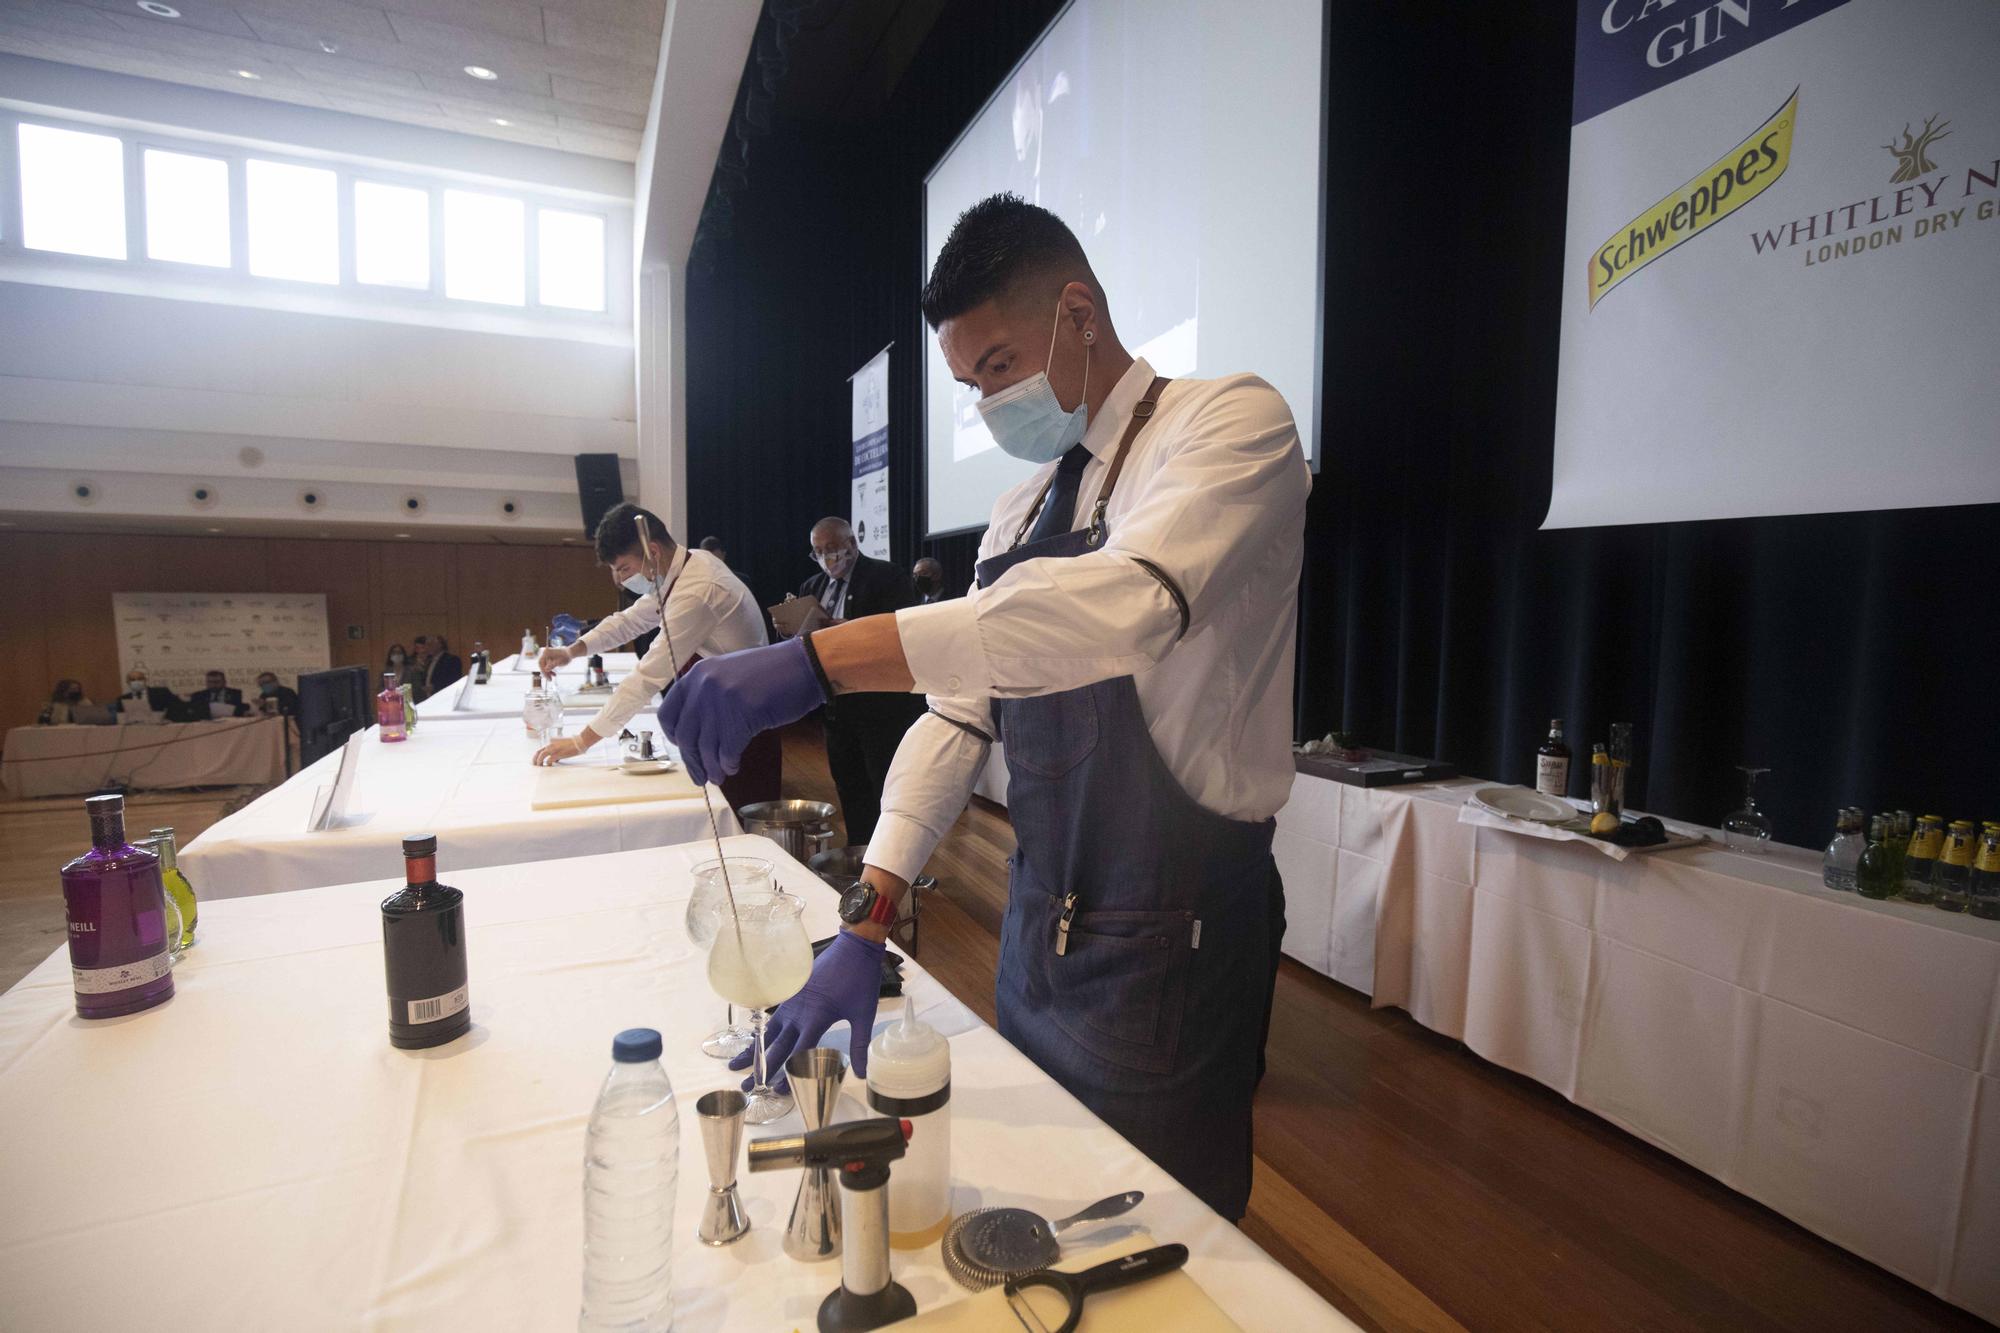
885 1234 1241 1331
529 759 702 810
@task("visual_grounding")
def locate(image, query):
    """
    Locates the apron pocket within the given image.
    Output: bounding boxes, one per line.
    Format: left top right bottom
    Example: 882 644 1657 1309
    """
1001 685 1099 780
1046 909 1189 1076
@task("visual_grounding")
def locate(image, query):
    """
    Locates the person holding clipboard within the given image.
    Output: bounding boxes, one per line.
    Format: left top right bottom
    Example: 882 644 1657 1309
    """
769 517 927 844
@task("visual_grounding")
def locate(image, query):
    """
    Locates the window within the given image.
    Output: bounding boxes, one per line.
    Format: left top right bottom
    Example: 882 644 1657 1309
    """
246 159 337 283
538 208 605 312
443 189 524 305
143 149 230 267
354 180 430 289
18 123 127 259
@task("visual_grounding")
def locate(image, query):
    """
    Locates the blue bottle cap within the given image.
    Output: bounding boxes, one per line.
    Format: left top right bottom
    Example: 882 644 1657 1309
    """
612 1028 663 1063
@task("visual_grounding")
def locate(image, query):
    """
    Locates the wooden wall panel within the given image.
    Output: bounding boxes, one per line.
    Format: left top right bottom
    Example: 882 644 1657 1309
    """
0 530 617 735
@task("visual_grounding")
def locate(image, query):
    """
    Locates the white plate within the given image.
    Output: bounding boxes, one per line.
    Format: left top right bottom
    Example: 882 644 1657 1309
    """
1472 785 1576 824
620 759 678 775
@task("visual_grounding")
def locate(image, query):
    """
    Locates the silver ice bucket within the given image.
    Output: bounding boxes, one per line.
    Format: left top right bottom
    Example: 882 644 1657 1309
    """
737 800 838 863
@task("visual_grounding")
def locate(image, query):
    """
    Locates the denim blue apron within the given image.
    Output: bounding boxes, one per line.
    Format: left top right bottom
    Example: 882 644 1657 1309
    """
976 379 1277 1220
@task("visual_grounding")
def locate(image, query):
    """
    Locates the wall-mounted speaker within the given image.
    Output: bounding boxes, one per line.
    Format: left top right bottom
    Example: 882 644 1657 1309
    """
573 453 623 540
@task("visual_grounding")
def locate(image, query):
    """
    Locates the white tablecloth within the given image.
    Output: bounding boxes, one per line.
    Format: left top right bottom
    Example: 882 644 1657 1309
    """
1272 772 2000 1322
0 717 286 798
418 653 641 722
180 713 735 901
0 835 1349 1333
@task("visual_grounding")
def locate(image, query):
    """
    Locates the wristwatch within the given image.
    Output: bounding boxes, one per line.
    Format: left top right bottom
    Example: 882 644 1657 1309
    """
837 878 899 928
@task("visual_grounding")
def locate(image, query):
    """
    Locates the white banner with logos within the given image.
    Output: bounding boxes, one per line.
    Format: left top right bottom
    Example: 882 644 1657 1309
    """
850 344 892 559
1549 0 2000 528
114 592 331 695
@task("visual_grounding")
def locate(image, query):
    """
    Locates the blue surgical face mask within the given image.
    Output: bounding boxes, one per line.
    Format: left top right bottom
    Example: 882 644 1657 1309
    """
975 301 1091 464
621 573 658 597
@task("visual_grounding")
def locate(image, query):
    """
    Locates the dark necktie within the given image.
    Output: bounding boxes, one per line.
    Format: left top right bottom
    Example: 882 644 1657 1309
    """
820 578 845 614
1027 444 1092 545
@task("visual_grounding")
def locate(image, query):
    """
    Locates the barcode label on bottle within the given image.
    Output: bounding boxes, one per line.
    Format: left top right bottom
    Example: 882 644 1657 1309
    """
73 951 171 995
407 984 468 1026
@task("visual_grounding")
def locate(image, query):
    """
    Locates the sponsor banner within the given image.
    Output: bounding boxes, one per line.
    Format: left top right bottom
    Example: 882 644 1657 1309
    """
850 345 892 559
1551 0 2000 528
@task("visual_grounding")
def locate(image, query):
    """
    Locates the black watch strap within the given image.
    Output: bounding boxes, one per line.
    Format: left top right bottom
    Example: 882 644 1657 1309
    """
799 630 837 705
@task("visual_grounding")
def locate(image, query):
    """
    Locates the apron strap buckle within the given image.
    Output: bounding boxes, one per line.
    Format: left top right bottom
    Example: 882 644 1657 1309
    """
1056 892 1079 956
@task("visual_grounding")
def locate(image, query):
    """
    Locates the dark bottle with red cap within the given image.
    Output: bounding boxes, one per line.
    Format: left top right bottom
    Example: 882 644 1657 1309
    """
381 834 470 1049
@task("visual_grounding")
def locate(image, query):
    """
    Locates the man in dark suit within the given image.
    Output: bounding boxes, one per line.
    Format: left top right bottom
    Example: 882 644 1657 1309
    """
793 517 927 844
115 669 181 720
188 670 248 718
911 557 946 604
424 636 464 695
254 672 300 717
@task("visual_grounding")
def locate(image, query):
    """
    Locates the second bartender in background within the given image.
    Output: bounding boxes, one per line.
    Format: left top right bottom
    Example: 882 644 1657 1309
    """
532 502 778 810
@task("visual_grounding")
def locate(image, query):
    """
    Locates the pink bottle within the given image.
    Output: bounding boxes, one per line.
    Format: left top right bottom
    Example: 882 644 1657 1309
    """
378 672 408 742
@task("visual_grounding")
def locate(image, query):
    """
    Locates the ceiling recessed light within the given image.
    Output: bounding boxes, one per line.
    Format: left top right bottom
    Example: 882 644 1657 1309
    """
491 117 511 126
137 1 180 16
464 65 498 81
235 69 261 80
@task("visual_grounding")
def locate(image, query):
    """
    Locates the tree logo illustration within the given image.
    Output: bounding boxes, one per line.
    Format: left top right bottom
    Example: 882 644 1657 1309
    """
1883 114 1951 183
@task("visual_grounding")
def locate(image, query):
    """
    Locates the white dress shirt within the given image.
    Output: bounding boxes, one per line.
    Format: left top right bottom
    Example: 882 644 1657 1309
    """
866 356 1311 884
577 547 769 738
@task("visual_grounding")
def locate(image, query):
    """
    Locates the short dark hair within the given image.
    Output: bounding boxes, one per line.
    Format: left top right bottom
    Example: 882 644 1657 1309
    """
699 536 725 553
920 193 1094 329
593 502 674 565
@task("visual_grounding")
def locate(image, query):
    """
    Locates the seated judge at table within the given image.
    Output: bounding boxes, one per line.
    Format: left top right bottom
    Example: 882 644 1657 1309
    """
911 556 946 604
115 670 180 721
37 680 93 725
788 517 927 845
188 670 249 718
531 503 778 809
254 672 299 718
658 194 1309 1221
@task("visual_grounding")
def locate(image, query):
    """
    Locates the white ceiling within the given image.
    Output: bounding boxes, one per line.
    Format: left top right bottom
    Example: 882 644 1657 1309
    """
0 0 667 161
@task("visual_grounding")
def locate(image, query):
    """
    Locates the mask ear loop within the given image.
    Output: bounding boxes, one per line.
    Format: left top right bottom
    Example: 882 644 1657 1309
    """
1047 299 1091 419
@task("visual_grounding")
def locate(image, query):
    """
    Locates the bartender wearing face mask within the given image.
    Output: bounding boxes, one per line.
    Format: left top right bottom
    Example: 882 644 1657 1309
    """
532 503 778 809
659 194 1309 1220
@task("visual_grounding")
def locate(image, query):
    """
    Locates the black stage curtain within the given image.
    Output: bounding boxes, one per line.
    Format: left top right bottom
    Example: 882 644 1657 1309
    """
686 0 1999 847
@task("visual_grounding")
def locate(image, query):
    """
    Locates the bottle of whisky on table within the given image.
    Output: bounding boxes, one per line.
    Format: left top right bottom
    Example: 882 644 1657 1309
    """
60 794 174 1018
380 834 470 1049
377 672 407 743
1535 719 1571 798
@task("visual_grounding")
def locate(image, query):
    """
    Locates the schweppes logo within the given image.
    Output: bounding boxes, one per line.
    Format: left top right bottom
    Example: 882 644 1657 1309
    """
1589 88 1798 308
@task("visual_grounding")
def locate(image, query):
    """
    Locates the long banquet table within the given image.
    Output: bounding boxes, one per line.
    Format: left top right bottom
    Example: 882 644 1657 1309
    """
180 711 736 901
1271 771 2000 1323
417 652 640 722
0 835 1351 1332
0 716 286 798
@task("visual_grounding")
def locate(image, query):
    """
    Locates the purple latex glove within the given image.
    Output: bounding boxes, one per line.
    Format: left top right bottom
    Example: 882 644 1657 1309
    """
731 929 883 1092
657 638 826 787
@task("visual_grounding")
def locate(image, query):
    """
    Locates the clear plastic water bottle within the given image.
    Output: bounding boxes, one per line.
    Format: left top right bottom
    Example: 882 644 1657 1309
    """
581 1028 679 1333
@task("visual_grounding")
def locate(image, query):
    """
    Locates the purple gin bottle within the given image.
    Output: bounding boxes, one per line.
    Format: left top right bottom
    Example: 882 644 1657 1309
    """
59 794 174 1018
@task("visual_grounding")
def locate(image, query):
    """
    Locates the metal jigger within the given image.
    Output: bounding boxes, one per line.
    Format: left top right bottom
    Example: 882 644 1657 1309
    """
696 1089 751 1246
784 1047 848 1261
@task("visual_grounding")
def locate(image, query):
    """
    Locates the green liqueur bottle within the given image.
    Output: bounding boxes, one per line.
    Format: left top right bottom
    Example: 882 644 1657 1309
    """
1856 816 1899 900
147 827 197 956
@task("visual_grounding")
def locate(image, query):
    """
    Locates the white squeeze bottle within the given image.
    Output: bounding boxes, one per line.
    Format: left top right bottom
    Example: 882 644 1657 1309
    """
580 1028 679 1333
867 1001 952 1248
